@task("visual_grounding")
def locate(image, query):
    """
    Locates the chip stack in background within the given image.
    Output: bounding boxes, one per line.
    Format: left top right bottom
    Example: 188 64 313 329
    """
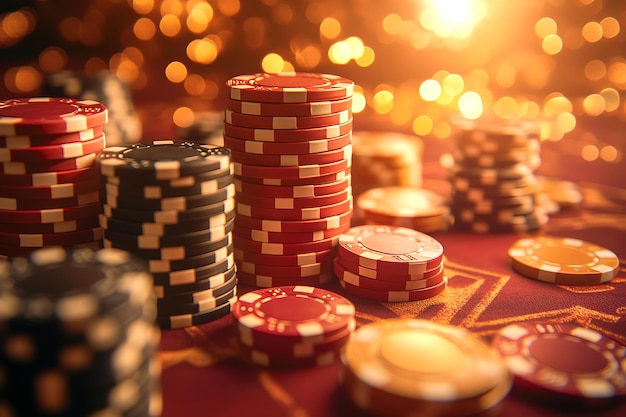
492 321 626 408
97 140 237 329
43 70 143 146
340 319 512 417
335 225 447 302
0 246 162 417
223 72 354 288
448 118 547 233
356 186 453 232
0 98 108 258
232 285 356 367
176 111 225 146
350 131 423 199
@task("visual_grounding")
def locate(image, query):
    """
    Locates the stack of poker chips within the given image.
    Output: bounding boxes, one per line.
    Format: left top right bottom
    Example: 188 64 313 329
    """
351 131 423 199
0 97 108 258
97 140 237 329
0 246 162 417
356 186 453 233
449 118 547 233
43 70 142 146
492 321 626 408
223 72 354 288
341 319 512 417
232 285 355 367
335 225 446 302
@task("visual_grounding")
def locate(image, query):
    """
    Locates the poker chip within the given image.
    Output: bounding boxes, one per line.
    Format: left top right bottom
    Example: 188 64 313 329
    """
153 266 236 299
236 270 335 288
99 210 235 237
0 179 100 199
339 275 448 302
356 186 452 233
0 126 104 147
449 117 544 233
0 166 98 186
98 140 231 180
0 152 97 174
0 246 161 417
340 319 511 417
235 187 351 210
104 173 233 199
0 202 101 224
351 131 423 199
232 285 355 367
234 176 350 198
227 72 354 103
233 220 350 244
233 234 339 255
0 97 108 135
536 175 582 211
236 168 351 187
236 196 352 220
0 227 103 247
233 159 350 180
225 109 351 129
234 247 336 267
98 141 238 327
103 183 235 211
223 133 352 155
230 145 351 167
224 119 352 142
508 236 619 285
0 216 99 234
226 96 353 116
237 259 332 278
492 322 626 402
338 225 444 274
0 135 104 162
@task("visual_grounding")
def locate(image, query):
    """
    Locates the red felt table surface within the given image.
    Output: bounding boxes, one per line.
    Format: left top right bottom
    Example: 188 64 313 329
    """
156 116 626 417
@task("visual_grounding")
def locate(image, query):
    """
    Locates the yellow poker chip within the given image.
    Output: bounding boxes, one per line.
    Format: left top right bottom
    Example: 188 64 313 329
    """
508 236 619 285
341 318 509 403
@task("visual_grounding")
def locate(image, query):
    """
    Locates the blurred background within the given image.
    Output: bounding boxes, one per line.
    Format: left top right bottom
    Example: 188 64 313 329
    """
0 0 624 184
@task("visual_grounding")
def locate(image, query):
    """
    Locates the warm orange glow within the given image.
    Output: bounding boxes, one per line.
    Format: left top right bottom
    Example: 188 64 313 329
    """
165 61 187 83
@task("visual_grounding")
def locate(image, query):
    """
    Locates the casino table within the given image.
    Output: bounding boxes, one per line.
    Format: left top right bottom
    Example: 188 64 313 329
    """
154 114 626 417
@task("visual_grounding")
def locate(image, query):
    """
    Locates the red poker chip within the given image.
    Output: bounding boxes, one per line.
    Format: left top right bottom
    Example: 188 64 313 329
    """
237 323 352 359
0 167 98 186
0 126 104 147
0 202 101 224
225 109 351 130
236 196 352 220
224 119 352 142
235 187 351 209
0 153 97 174
233 159 350 180
230 145 351 167
492 322 626 400
0 136 104 162
338 225 444 274
234 247 336 267
226 96 352 117
0 216 99 234
237 257 333 278
234 176 351 198
236 270 334 288
0 191 99 210
339 276 447 302
227 73 354 103
234 168 351 187
232 234 339 255
0 227 102 248
223 132 352 155
237 343 340 368
338 256 444 282
233 220 350 244
234 209 353 233
0 179 99 199
334 257 446 291
232 285 355 341
0 98 108 135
